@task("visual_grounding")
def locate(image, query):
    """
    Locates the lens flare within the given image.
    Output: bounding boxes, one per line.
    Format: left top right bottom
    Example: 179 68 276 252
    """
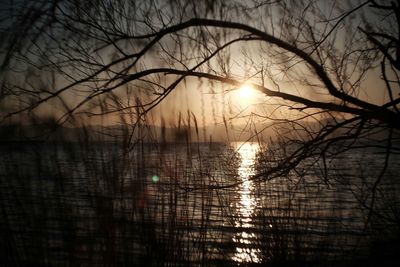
152 175 160 183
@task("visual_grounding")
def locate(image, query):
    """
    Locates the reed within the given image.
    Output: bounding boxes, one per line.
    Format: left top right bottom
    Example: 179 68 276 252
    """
1 120 400 266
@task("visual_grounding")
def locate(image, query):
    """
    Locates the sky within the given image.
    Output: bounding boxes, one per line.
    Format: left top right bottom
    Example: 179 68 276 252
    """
0 0 397 136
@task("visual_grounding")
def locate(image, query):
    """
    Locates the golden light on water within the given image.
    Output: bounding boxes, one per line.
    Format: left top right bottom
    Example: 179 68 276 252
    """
232 142 261 264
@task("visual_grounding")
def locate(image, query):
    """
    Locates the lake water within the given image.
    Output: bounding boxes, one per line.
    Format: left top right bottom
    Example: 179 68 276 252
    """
1 141 399 266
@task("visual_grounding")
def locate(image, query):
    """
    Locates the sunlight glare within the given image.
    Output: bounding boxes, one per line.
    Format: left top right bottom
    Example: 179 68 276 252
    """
238 84 255 99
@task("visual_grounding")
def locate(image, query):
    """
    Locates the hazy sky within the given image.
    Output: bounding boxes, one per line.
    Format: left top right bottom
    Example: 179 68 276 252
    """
0 0 396 131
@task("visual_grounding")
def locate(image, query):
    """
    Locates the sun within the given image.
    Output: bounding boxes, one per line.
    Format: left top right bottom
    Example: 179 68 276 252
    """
238 84 255 99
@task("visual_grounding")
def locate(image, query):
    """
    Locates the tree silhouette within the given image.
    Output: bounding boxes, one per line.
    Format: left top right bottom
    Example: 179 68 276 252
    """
1 0 399 196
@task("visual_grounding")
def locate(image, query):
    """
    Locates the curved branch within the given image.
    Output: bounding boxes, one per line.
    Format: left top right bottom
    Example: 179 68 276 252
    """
126 18 382 111
117 68 400 129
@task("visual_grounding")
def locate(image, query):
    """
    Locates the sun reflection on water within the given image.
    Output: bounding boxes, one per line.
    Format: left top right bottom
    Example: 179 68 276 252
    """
232 142 261 264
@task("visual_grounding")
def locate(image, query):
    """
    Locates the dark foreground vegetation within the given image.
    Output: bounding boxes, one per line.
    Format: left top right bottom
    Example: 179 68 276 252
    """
1 130 399 267
1 0 400 266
